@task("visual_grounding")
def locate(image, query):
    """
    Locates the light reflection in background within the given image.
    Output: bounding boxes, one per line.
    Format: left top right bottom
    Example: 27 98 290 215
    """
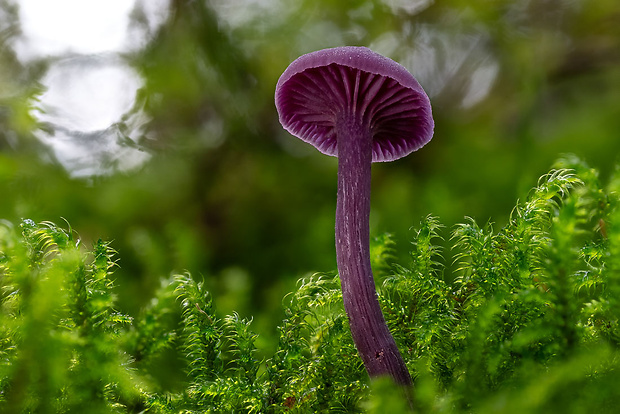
37 56 141 133
15 0 170 177
16 0 501 176
15 0 171 58
382 0 433 15
15 0 134 60
35 55 149 177
372 23 499 109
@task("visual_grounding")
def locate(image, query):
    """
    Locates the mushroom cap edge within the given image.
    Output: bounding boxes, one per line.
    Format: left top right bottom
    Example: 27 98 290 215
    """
275 46 434 162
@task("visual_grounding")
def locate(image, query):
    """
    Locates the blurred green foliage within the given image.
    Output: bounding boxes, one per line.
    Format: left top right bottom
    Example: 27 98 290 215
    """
3 157 620 412
1 0 620 323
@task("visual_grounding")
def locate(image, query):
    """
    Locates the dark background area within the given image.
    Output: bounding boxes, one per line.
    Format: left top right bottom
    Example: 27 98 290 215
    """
1 0 619 338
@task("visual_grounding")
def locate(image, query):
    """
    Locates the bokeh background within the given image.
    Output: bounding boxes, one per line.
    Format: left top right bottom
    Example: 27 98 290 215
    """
1 0 619 336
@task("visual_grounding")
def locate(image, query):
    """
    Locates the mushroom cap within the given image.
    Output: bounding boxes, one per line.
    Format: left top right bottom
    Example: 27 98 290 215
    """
275 46 434 162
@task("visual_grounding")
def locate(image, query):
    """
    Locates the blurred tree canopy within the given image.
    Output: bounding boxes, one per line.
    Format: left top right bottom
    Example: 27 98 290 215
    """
0 0 619 321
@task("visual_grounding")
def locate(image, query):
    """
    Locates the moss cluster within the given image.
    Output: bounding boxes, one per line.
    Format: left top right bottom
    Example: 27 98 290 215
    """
2 156 620 412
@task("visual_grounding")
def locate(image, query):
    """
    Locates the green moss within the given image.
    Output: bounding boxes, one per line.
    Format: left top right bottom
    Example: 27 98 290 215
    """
2 156 620 412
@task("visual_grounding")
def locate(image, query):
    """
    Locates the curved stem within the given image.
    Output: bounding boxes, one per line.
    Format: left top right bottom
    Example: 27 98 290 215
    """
335 116 412 386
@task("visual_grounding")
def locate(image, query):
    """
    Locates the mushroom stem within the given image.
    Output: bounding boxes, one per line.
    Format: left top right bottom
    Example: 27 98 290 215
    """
335 116 412 386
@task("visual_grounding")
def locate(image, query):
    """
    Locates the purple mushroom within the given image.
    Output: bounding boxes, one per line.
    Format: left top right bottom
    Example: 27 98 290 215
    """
275 46 434 385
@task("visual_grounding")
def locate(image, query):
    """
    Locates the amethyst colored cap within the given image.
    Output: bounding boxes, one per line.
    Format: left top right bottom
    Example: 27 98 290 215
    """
275 46 434 162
